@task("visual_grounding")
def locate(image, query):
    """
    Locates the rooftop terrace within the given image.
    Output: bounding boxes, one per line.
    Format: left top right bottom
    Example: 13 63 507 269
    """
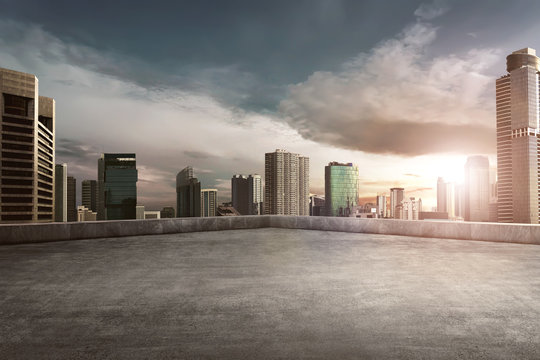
1 225 540 358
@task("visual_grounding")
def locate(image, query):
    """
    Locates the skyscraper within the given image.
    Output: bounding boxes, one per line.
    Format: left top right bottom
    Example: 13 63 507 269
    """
54 163 67 222
97 153 138 220
82 179 98 212
464 156 490 222
389 187 404 219
264 149 309 215
176 166 201 217
232 174 263 215
0 68 55 223
248 174 263 215
67 176 77 222
496 48 540 223
376 194 387 218
201 189 218 217
437 177 447 213
324 162 359 217
231 174 249 215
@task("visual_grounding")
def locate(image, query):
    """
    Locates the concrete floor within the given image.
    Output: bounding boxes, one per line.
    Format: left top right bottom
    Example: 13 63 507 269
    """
1 228 539 359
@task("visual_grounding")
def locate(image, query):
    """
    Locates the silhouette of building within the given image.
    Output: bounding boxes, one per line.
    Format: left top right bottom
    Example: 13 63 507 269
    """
309 195 325 216
464 156 490 222
97 153 138 220
201 189 218 217
437 177 446 213
496 48 540 223
160 206 175 218
176 166 200 217
390 187 404 219
54 163 67 222
82 180 97 212
67 176 77 222
324 162 359 217
264 149 309 215
231 175 249 215
0 68 55 223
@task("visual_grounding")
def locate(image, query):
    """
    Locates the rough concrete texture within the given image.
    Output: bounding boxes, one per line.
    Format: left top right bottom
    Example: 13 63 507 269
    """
2 216 540 245
1 228 539 359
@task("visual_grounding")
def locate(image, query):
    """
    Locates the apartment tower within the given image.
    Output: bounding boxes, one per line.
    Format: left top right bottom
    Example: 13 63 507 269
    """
496 48 540 223
201 189 218 217
264 149 309 215
389 187 404 219
0 68 55 223
82 179 98 212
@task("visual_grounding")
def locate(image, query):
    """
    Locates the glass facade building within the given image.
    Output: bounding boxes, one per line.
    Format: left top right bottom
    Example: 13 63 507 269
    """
324 162 359 217
97 154 138 220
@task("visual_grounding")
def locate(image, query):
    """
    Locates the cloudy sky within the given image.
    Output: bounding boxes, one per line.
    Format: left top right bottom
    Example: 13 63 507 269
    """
1 0 539 210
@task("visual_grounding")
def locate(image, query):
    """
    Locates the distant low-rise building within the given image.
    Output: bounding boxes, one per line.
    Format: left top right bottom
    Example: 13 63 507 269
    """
160 206 175 218
77 206 97 222
144 211 160 219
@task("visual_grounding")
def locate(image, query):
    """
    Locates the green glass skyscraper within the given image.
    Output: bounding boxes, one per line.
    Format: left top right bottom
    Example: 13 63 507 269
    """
97 153 138 220
325 162 359 217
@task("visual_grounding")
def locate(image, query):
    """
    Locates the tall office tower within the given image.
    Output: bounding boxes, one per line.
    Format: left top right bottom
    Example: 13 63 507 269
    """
376 194 387 218
496 48 540 223
201 189 218 217
97 153 138 220
176 166 201 217
446 182 456 219
389 187 404 219
67 176 77 222
0 68 55 223
81 179 98 212
464 156 490 222
437 177 447 213
264 149 309 215
54 163 67 222
248 174 263 215
455 184 465 218
231 174 249 215
298 156 310 216
324 162 359 217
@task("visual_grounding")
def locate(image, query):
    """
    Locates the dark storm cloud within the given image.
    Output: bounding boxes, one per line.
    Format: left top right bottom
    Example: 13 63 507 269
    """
0 0 428 111
184 151 213 159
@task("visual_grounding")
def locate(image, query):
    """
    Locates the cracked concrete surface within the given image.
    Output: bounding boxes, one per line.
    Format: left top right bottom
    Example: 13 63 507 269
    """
1 228 539 359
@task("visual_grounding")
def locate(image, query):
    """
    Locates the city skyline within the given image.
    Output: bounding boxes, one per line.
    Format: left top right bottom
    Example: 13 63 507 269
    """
4 1 540 210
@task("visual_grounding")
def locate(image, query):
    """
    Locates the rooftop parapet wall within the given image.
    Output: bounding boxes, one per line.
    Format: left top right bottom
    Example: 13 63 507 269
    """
0 216 539 245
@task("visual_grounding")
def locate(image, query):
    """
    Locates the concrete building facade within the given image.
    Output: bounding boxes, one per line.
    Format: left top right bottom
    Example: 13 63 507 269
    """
390 187 404 219
82 179 97 212
201 189 218 217
496 48 540 223
264 149 309 215
0 68 55 223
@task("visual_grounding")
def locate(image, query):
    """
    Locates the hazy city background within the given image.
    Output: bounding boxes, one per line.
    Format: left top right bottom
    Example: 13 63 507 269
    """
1 0 540 214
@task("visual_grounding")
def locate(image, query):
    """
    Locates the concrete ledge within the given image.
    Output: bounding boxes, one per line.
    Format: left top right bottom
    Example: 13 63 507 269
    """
0 215 539 245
